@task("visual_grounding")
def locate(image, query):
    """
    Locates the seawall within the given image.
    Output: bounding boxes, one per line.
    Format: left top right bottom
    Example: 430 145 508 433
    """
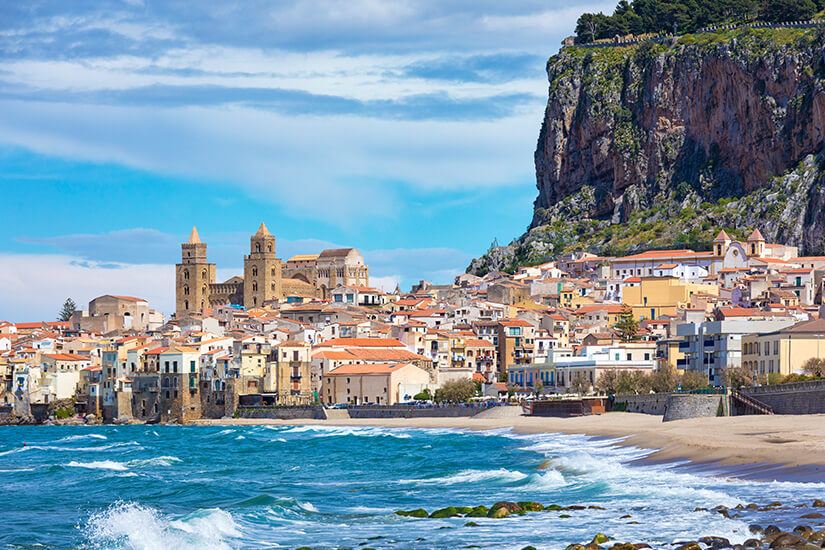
744 380 825 415
614 393 724 421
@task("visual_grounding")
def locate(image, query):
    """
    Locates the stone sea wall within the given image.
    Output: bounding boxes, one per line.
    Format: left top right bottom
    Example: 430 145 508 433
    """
234 406 326 420
347 406 490 419
662 394 724 422
744 381 825 415
614 393 670 415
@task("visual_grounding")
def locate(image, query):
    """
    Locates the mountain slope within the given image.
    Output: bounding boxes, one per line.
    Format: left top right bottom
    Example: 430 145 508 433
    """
468 26 825 275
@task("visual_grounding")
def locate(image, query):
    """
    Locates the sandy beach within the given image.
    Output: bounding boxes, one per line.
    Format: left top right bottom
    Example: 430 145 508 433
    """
192 410 825 471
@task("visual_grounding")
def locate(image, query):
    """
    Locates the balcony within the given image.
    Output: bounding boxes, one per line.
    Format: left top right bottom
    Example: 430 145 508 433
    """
290 375 302 381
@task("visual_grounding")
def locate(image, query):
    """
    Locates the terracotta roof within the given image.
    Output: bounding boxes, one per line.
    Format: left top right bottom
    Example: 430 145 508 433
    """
346 348 429 362
624 277 642 283
747 228 765 241
318 248 356 258
498 318 533 327
107 295 147 302
317 338 405 348
42 353 89 362
326 363 411 375
312 350 355 360
465 339 494 347
718 307 761 317
286 253 320 262
714 230 731 241
613 249 711 261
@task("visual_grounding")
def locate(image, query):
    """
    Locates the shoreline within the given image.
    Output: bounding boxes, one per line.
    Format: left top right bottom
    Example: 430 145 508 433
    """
190 411 825 479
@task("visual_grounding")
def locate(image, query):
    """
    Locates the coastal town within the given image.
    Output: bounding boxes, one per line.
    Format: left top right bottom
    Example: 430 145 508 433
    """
1 223 824 424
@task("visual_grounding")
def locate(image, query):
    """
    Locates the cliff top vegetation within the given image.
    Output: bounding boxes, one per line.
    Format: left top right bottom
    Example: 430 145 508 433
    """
575 0 825 42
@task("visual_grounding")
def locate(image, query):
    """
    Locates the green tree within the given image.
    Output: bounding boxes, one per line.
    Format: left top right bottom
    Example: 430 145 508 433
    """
614 304 640 342
571 373 591 395
58 298 77 322
723 363 754 388
595 369 620 394
761 0 817 22
679 370 709 391
437 379 478 403
413 389 432 401
801 357 825 378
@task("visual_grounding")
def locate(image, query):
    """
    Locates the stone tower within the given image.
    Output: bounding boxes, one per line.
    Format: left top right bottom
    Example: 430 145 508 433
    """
176 226 216 317
244 222 281 309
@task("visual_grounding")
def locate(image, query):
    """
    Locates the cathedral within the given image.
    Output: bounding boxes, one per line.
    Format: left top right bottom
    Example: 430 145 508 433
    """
175 223 369 317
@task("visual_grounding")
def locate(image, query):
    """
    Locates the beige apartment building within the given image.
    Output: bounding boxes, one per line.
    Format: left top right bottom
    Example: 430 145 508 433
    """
264 341 312 404
322 363 430 405
742 319 825 377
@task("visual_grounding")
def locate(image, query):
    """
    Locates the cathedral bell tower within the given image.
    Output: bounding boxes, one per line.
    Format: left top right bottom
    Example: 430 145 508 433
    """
175 226 216 317
243 222 282 309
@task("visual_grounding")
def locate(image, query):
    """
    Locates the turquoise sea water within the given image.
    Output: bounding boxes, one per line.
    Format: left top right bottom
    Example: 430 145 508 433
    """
0 425 823 549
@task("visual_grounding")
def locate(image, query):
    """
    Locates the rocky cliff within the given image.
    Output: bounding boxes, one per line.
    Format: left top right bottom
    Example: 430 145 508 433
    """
469 26 825 275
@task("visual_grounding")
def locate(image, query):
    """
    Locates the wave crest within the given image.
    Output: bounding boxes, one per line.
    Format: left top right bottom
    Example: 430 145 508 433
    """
84 502 239 550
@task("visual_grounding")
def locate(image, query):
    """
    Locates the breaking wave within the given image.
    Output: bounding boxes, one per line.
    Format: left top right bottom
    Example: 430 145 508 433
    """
83 502 240 550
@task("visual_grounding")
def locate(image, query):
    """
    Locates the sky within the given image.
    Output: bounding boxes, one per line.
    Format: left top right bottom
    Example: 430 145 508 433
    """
0 0 612 321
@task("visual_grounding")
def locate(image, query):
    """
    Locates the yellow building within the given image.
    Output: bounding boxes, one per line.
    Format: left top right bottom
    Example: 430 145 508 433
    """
622 277 719 320
742 319 825 377
655 339 685 373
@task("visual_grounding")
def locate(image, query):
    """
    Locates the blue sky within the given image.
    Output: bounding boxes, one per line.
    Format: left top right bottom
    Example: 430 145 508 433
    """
0 0 611 320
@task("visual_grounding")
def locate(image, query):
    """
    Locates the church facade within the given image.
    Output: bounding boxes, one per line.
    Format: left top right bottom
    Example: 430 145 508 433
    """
175 224 369 318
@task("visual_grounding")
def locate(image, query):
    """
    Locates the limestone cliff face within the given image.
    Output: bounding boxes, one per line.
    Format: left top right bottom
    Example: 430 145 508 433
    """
468 27 825 275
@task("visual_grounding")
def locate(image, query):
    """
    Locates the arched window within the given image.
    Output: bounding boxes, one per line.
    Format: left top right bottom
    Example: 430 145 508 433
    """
271 283 276 291
271 268 276 276
183 269 189 280
184 286 190 296
267 244 272 252
252 267 258 277
184 300 189 310
252 282 258 291
253 297 257 306
256 243 261 253
202 269 207 279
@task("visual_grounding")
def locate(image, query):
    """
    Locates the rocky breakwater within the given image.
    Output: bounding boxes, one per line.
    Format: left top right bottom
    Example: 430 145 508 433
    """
470 26 825 274
388 498 825 550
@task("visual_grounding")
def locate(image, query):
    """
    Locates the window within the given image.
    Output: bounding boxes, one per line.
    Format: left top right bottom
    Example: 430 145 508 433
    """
190 360 196 373
773 341 779 355
763 342 769 355
256 243 261 253
164 361 170 373
644 353 650 360
252 267 258 277
173 361 178 373
183 270 189 280
626 353 631 361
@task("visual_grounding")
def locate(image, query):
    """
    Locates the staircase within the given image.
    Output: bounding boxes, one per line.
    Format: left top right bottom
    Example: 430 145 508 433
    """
730 390 774 415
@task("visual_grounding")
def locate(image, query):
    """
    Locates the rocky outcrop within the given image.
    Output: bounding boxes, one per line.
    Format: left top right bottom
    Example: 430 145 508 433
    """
470 27 825 274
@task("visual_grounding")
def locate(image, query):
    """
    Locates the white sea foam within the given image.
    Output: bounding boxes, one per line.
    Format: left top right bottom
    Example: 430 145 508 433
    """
298 501 318 512
56 433 108 442
130 456 182 468
84 502 240 550
67 460 129 471
280 425 412 438
399 468 530 486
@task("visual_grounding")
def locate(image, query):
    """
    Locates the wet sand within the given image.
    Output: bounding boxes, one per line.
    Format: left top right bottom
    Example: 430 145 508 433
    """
191 411 825 474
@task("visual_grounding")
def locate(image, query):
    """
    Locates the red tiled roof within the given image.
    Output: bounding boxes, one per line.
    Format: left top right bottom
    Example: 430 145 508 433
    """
326 363 412 375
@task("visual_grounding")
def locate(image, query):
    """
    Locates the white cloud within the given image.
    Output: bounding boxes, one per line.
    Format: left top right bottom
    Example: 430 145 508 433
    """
0 99 540 222
0 254 174 321
368 274 401 293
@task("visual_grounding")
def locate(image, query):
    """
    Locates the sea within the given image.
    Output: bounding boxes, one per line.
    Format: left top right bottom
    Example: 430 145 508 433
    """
0 424 823 550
